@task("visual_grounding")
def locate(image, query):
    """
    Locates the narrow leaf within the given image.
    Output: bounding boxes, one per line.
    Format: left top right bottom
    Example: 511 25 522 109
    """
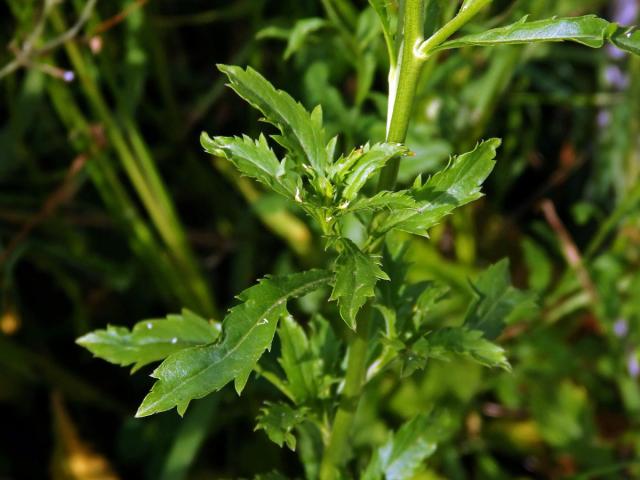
217 64 329 174
436 15 616 51
135 269 332 417
278 315 319 403
377 139 500 236
464 259 536 339
330 239 389 329
77 309 220 373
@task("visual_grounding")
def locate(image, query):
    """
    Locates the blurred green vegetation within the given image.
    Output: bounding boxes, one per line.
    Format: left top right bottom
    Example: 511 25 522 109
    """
1 0 640 478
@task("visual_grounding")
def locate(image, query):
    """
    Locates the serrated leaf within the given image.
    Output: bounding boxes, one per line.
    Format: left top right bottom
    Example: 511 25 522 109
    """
340 143 407 201
362 412 449 480
217 65 329 175
135 270 332 417
346 190 418 215
377 139 500 236
330 239 389 329
413 327 510 370
255 402 309 450
200 132 299 199
77 309 220 373
278 315 320 403
436 15 616 51
464 259 536 339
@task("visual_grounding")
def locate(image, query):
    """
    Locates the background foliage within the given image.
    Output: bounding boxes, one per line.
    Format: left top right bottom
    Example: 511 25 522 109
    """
1 0 640 478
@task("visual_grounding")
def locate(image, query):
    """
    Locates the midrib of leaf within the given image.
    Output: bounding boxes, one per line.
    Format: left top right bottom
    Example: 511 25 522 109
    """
139 274 331 414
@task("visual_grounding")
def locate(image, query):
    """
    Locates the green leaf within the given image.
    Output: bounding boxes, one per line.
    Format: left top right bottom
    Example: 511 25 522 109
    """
135 269 332 417
217 65 329 176
346 190 418 215
436 15 616 51
284 18 328 59
200 132 300 199
377 139 500 236
362 412 448 480
464 259 536 339
257 18 328 60
339 143 407 201
255 401 309 450
412 327 511 371
278 315 319 403
611 27 640 56
330 239 389 329
77 309 220 373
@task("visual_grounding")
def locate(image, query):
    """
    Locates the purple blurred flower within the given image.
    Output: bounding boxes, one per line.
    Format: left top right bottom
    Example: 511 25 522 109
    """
63 70 75 83
613 0 639 25
628 353 640 378
614 318 629 337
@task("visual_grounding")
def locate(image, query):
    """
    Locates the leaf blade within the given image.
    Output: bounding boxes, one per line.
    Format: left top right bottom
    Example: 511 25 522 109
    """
135 269 332 417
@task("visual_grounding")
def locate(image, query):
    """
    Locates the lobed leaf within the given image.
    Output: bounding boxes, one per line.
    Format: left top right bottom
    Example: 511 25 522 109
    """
77 309 220 373
135 269 332 417
200 132 299 199
376 139 500 236
330 239 389 329
464 259 537 339
217 64 329 176
255 402 309 450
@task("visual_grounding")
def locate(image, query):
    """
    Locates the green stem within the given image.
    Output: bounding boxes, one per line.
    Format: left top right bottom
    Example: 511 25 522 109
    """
320 2 493 478
319 304 372 480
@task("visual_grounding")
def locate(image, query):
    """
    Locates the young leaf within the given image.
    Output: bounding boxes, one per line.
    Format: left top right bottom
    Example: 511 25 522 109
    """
278 315 319 403
376 139 500 236
362 412 449 480
217 64 329 175
435 15 616 51
339 143 408 201
465 259 536 339
135 269 332 417
77 309 220 372
330 239 389 329
255 402 309 450
200 132 299 199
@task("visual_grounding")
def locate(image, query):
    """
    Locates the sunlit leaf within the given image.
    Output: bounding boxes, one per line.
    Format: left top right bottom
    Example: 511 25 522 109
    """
135 270 332 417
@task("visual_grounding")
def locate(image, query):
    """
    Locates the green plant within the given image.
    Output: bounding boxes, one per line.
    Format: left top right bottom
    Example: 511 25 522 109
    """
76 1 640 479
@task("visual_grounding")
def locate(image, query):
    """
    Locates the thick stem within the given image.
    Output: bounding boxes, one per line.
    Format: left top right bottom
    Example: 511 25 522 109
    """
378 0 426 191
